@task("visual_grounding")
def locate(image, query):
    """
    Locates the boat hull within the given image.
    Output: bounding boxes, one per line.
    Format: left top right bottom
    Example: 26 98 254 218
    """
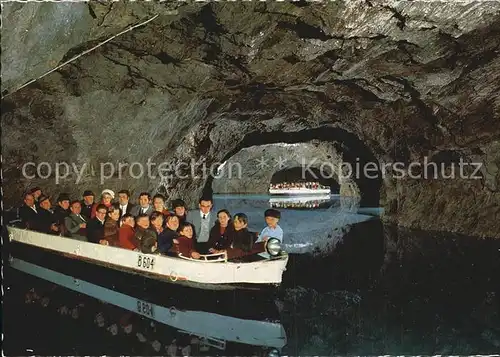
7 226 288 291
269 188 331 196
8 257 287 349
7 240 282 319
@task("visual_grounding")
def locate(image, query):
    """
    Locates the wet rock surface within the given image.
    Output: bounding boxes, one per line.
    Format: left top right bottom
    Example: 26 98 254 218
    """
2 1 500 237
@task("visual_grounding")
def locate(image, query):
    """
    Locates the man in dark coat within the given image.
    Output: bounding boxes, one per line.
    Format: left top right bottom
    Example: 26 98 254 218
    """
19 193 41 230
86 204 106 244
37 195 60 235
80 190 95 220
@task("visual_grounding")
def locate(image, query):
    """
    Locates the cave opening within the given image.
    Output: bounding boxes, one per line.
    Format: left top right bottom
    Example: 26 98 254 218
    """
269 167 341 193
203 126 382 207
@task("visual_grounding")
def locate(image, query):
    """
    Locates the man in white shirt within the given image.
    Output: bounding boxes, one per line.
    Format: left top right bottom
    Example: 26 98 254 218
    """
186 196 216 253
130 192 153 216
118 189 135 217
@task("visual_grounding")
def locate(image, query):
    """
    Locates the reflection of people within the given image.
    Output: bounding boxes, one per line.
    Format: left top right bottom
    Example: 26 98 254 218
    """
256 209 283 243
167 334 198 357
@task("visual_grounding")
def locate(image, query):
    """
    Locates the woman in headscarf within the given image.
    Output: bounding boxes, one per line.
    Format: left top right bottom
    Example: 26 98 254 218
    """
90 189 115 218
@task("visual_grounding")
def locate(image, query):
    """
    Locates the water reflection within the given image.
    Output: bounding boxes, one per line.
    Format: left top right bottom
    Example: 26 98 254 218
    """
7 258 286 356
213 194 379 254
268 195 332 210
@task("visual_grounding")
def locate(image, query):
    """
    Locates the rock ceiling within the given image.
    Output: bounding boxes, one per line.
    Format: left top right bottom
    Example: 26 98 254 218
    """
2 0 499 237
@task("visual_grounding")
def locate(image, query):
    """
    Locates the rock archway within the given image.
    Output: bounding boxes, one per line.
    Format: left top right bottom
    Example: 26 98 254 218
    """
210 142 348 197
167 126 381 207
2 1 500 237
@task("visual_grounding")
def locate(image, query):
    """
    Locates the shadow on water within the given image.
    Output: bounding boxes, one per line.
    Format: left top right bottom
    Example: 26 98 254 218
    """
3 214 500 355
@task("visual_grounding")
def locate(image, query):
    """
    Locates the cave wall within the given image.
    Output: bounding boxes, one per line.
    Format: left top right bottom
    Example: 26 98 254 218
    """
2 1 500 237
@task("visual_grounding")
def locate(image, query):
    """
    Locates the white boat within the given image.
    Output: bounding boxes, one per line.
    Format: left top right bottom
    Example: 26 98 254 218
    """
7 226 288 290
269 188 331 196
9 257 287 351
269 194 331 204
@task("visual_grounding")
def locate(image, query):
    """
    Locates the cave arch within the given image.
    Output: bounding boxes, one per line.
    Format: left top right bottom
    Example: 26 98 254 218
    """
203 126 382 207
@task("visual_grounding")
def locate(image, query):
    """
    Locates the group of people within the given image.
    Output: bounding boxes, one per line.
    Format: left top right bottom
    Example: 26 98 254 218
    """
269 182 328 190
17 187 284 261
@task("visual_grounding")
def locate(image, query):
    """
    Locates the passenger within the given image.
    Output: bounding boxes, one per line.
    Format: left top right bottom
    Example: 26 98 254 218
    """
64 200 88 241
117 189 135 217
80 190 95 220
256 209 283 243
29 187 43 203
118 214 138 250
90 189 114 218
19 192 40 230
171 222 200 259
152 194 168 215
158 215 179 254
37 195 60 235
224 213 266 260
102 204 120 246
133 214 157 253
86 204 107 244
186 196 215 254
53 193 71 236
208 209 235 252
171 199 187 223
130 192 153 216
150 211 167 249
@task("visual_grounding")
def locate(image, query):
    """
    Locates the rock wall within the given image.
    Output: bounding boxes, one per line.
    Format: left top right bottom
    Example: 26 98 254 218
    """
2 1 500 237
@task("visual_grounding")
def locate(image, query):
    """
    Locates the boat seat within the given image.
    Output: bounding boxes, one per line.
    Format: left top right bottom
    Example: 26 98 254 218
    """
177 251 227 263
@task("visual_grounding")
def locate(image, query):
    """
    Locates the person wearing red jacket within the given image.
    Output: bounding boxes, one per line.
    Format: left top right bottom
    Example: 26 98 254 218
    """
171 222 200 259
118 213 138 250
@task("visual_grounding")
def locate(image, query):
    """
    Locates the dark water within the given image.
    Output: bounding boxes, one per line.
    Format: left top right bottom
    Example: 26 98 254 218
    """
3 196 500 355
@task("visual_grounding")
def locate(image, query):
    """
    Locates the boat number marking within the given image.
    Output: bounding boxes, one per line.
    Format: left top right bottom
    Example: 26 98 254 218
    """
137 254 155 270
136 300 154 318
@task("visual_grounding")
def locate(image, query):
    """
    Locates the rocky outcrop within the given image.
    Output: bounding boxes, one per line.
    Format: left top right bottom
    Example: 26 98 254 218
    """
2 1 500 237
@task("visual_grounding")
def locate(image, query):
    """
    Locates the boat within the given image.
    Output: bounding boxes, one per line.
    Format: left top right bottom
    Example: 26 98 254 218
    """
8 257 287 355
269 184 331 196
7 226 289 291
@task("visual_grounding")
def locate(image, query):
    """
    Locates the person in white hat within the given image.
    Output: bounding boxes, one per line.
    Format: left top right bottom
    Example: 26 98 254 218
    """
90 189 115 218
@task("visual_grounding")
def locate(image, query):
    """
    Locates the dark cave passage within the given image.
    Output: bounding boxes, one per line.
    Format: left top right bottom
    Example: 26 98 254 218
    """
203 126 382 206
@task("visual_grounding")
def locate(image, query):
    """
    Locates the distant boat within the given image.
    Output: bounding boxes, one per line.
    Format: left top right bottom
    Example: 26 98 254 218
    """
269 186 331 196
7 226 288 291
269 195 331 203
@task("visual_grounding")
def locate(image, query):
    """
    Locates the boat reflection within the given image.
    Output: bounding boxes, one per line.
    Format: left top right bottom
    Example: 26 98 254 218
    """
269 195 332 209
9 258 287 356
